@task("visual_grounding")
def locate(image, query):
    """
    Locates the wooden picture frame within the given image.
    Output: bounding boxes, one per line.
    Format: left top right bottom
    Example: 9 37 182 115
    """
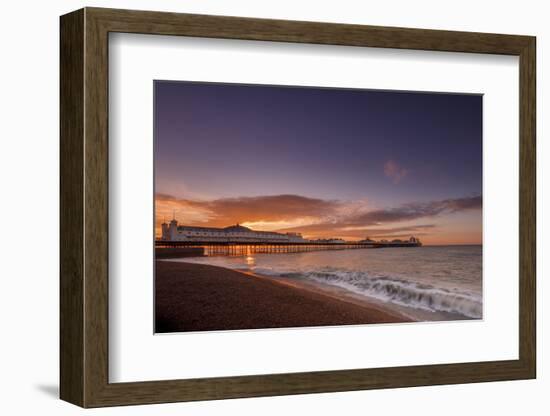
60 7 536 408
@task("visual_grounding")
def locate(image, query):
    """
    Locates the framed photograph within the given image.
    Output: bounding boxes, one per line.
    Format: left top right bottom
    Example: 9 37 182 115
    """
60 7 536 407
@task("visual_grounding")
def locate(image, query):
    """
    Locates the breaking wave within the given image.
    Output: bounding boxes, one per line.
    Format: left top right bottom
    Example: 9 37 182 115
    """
254 267 482 319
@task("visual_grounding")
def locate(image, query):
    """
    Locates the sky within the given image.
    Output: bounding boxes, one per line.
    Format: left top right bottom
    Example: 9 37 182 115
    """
154 81 482 245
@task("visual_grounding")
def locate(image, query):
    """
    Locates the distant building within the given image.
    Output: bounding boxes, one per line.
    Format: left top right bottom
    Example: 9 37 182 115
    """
312 238 346 244
359 236 422 246
161 219 306 243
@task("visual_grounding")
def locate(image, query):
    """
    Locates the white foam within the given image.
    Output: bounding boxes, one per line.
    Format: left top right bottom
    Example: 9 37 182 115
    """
297 270 482 318
175 256 483 319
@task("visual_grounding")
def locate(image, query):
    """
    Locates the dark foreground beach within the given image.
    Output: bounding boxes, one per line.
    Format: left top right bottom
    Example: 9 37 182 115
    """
155 260 410 333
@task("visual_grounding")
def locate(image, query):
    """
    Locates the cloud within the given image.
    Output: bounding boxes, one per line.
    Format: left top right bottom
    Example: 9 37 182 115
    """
277 195 482 239
155 192 481 241
384 160 408 184
204 195 339 222
155 193 340 228
350 195 482 225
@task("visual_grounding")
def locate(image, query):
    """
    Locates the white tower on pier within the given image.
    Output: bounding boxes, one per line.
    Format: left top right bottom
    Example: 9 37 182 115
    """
168 211 178 241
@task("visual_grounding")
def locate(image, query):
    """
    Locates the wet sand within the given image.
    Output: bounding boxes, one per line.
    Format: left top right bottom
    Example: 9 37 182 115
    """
155 260 410 333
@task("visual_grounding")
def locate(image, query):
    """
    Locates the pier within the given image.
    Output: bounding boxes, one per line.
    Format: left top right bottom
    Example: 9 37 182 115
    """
158 220 421 257
155 240 421 257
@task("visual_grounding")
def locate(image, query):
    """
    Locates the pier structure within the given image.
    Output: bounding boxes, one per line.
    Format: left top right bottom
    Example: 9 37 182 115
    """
157 219 421 257
155 239 421 257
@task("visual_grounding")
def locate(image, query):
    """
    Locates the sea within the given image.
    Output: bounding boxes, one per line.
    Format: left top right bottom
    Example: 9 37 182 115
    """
170 245 482 322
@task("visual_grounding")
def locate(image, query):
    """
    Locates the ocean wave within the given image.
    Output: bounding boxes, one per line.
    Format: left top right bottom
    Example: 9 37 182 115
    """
254 267 482 319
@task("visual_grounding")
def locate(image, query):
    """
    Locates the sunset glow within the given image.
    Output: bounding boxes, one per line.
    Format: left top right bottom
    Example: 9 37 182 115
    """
154 81 482 246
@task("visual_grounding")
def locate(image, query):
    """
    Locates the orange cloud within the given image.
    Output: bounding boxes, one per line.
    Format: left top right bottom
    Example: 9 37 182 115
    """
155 193 482 244
155 194 340 237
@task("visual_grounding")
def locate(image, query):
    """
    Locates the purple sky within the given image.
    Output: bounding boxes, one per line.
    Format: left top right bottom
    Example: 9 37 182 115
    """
154 81 482 244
